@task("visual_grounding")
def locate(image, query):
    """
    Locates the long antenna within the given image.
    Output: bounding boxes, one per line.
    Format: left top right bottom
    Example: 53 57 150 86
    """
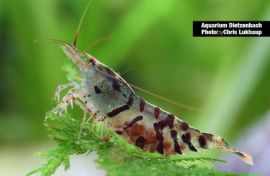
128 83 202 112
96 69 202 112
33 38 71 46
70 0 201 112
73 0 92 47
84 34 113 52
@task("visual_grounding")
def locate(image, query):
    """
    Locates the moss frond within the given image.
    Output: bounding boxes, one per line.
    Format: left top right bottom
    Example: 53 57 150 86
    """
27 112 254 176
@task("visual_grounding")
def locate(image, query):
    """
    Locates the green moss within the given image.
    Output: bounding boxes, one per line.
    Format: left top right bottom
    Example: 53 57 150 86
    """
27 112 254 176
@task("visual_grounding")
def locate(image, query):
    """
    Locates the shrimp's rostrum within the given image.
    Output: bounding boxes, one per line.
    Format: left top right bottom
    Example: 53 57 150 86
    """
53 44 253 165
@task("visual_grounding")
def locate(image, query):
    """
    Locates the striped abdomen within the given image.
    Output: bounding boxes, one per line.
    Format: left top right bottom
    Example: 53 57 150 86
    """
82 64 252 165
107 95 213 155
62 45 252 165
104 95 252 165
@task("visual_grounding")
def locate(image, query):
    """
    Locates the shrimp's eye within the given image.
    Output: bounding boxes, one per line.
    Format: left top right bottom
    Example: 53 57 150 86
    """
88 57 96 65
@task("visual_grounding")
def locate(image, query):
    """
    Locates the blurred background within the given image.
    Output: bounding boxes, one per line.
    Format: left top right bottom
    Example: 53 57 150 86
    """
1 0 270 175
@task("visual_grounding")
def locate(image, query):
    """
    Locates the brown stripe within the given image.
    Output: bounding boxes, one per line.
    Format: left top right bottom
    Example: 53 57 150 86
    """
188 144 197 152
140 99 146 112
157 120 167 129
127 94 134 106
202 133 214 140
104 66 116 77
179 121 189 131
182 132 191 143
124 116 143 130
104 67 122 92
198 135 207 148
107 105 129 117
154 107 160 119
154 123 164 154
156 142 164 154
157 114 175 130
170 130 182 154
154 123 163 140
112 79 121 92
166 114 174 129
135 136 145 149
174 143 182 154
182 132 197 152
170 130 177 139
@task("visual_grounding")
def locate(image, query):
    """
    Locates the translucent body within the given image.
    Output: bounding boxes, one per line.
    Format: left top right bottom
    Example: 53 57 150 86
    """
52 44 253 165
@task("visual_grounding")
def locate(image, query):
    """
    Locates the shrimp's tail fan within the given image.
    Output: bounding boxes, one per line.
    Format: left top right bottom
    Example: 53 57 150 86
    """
209 134 253 165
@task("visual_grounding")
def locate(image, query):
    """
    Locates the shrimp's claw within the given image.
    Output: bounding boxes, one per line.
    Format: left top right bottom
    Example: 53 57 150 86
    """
234 151 254 166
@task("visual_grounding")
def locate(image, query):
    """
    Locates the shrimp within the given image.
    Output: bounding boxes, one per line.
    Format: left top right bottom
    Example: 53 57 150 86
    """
51 43 252 165
51 2 253 166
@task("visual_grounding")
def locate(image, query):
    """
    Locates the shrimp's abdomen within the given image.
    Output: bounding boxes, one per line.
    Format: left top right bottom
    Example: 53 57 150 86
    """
82 59 253 165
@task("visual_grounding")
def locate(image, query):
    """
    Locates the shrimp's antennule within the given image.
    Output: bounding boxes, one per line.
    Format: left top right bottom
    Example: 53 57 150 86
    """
84 34 113 52
73 0 92 47
33 39 71 46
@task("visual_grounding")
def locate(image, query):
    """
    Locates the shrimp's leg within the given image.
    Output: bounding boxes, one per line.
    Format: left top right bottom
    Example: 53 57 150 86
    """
54 82 81 102
52 87 86 115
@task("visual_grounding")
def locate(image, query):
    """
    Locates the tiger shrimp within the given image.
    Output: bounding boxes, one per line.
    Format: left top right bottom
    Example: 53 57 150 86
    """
51 3 253 166
51 42 253 165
